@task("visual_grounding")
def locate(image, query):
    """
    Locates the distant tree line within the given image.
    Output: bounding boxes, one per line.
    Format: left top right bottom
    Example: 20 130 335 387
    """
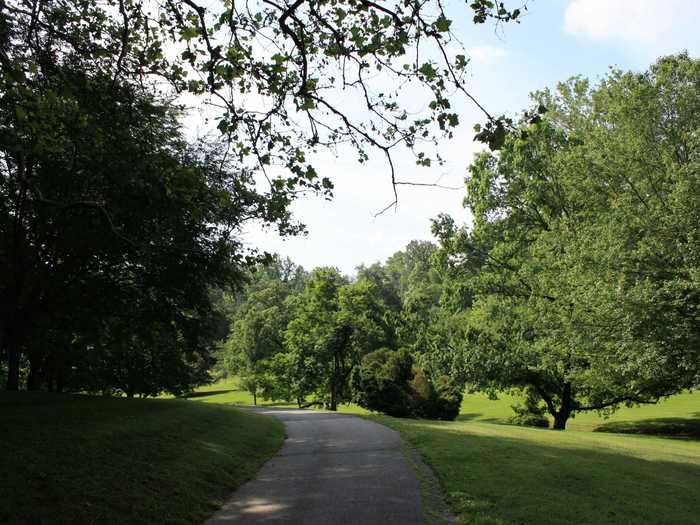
215 248 463 419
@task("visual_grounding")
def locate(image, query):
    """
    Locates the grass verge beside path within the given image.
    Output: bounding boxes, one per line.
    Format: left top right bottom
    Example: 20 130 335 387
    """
372 415 700 525
1 392 284 525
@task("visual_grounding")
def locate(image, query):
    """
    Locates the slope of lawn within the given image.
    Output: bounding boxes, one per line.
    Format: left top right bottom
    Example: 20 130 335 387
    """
189 377 371 414
375 415 700 525
196 378 699 435
460 390 700 435
192 378 700 523
1 391 284 525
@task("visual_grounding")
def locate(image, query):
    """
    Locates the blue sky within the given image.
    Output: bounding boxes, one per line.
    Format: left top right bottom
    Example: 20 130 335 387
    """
243 0 700 275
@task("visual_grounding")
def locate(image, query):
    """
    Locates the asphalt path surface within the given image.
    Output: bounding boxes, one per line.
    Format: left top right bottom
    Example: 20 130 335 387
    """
205 408 425 525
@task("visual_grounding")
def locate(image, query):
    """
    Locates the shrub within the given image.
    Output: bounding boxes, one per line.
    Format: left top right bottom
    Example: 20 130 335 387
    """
509 412 550 427
351 349 415 417
432 375 463 421
409 367 433 417
353 349 463 421
411 372 463 421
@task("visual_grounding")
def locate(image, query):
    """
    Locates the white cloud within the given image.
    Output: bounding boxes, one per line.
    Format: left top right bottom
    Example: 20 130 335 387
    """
467 45 509 61
564 0 700 56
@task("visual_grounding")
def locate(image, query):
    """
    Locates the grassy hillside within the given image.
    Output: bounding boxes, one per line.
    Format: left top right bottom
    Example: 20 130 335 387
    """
459 390 700 435
177 379 700 524
1 392 284 525
376 415 700 525
193 379 700 524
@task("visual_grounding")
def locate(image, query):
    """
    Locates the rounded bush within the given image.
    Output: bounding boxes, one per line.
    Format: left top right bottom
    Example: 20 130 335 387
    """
351 349 415 417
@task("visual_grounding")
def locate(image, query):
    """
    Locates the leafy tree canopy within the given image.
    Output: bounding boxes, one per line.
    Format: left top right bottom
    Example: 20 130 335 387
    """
434 53 700 429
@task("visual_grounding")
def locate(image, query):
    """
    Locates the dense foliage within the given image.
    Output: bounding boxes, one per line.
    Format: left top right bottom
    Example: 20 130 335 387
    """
217 245 463 419
434 53 700 429
351 348 415 417
1 0 519 393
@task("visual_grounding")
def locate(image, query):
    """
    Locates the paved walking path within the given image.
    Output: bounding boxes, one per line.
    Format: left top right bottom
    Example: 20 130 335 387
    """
205 408 425 525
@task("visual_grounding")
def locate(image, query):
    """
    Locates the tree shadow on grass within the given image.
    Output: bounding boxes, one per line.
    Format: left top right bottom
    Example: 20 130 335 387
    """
241 401 297 408
394 421 700 525
456 412 483 422
183 389 236 399
594 415 700 439
455 412 512 426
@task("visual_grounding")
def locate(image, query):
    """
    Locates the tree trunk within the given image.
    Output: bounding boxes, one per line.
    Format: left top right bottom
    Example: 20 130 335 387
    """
328 349 341 412
27 365 39 391
329 382 338 411
6 344 20 391
552 382 573 430
27 351 42 391
253 390 257 406
552 411 570 430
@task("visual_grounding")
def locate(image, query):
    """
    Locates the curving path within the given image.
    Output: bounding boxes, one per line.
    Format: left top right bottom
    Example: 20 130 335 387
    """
205 408 425 525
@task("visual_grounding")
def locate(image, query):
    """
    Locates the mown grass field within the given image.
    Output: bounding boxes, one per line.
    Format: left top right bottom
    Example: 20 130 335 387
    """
376 390 700 525
1 391 284 525
10 378 694 525
195 378 700 525
457 390 700 435
192 377 700 437
374 413 700 525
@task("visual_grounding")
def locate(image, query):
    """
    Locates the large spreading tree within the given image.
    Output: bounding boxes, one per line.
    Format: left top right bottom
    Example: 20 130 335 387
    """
435 54 700 429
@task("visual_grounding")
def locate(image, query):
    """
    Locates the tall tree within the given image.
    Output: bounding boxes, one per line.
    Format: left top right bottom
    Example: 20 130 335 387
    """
0 66 296 392
217 256 306 404
435 54 700 429
284 268 392 409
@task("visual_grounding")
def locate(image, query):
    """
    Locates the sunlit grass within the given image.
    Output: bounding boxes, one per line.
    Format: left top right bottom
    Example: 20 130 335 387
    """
190 376 372 414
373 414 700 525
460 390 700 434
191 378 700 524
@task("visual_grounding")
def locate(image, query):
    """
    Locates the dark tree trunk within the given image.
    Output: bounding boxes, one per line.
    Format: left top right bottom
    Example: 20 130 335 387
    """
552 382 573 430
253 390 257 406
6 344 20 391
552 412 570 430
27 351 42 391
27 366 39 391
329 387 338 411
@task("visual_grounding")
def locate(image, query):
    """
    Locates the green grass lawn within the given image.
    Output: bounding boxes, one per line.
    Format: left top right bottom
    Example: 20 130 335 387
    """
459 390 700 435
365 390 700 525
9 378 694 525
374 415 700 525
195 377 700 436
188 378 700 524
1 391 284 525
188 377 371 414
